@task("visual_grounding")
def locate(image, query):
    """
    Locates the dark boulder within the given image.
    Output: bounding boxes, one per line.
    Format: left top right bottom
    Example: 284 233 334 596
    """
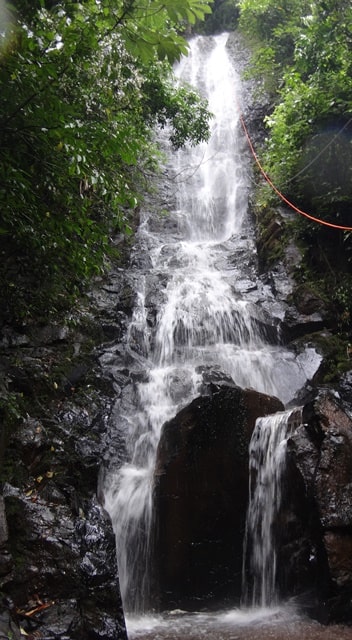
281 306 325 342
287 390 352 623
153 380 284 610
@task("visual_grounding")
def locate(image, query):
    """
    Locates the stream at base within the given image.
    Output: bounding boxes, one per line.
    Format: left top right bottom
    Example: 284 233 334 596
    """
126 607 352 639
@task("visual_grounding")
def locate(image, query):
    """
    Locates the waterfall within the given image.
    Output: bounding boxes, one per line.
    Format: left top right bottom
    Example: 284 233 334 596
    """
103 33 320 614
242 408 302 608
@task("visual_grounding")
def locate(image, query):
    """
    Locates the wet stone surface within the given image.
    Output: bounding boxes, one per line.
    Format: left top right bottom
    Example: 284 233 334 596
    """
0 304 129 638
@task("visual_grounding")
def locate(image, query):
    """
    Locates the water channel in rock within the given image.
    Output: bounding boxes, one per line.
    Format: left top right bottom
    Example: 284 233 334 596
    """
241 408 303 608
101 32 346 640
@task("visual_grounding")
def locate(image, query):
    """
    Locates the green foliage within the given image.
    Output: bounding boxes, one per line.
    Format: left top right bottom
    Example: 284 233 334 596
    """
238 0 306 68
238 0 352 325
0 392 23 426
263 74 325 186
0 0 212 323
141 62 211 148
238 0 352 195
120 0 213 62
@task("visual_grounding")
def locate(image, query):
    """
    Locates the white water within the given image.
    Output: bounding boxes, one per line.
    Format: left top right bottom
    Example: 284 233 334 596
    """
124 607 352 640
103 33 321 614
126 605 297 638
242 408 302 607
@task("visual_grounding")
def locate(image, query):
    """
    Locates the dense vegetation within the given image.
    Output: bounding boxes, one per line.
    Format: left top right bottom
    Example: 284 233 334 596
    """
1 0 351 341
0 0 212 324
236 0 352 338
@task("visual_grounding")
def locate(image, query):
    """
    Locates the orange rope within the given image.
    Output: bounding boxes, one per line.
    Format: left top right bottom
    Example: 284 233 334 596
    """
238 111 352 232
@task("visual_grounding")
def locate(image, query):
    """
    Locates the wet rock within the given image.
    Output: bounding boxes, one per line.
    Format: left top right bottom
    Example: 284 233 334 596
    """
282 307 325 342
130 240 154 269
278 281 330 343
0 610 21 640
145 274 168 321
87 274 133 343
153 381 283 610
0 496 12 582
274 449 322 603
338 370 352 403
324 531 352 588
301 392 352 527
1 386 127 638
31 323 70 346
293 284 327 317
10 416 46 470
197 365 235 390
0 328 30 348
0 323 71 351
2 483 127 639
288 390 352 623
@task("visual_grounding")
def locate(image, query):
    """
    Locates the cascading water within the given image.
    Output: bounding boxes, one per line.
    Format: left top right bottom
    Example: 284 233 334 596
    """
241 408 302 608
103 32 321 618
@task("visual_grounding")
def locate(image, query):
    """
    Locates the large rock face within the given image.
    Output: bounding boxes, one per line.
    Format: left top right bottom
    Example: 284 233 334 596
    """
0 309 129 639
287 390 352 623
0 408 127 640
153 380 284 610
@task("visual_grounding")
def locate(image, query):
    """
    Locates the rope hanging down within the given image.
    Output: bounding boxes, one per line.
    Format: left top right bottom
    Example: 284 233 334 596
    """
238 109 352 232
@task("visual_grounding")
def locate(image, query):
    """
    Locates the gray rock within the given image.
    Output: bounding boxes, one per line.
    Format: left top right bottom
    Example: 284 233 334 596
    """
287 390 352 622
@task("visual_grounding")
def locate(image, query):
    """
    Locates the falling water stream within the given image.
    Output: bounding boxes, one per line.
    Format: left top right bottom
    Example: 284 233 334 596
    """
103 34 351 639
242 408 302 609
